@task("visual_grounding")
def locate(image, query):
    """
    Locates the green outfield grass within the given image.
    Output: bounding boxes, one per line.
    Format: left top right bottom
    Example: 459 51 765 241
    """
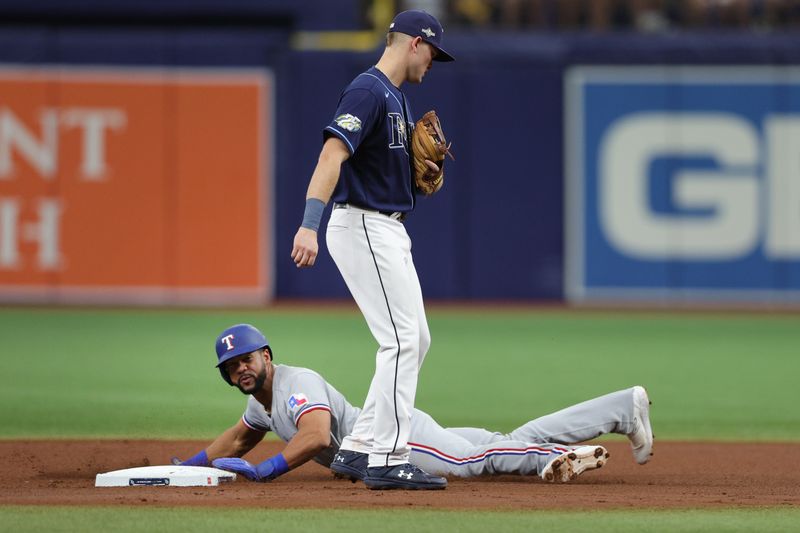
1 506 799 532
0 306 798 440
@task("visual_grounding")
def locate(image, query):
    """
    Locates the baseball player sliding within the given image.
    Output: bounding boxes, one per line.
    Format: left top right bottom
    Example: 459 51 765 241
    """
174 325 654 488
290 10 456 490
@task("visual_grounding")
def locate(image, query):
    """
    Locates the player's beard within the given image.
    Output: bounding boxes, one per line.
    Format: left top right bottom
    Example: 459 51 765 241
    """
236 366 267 395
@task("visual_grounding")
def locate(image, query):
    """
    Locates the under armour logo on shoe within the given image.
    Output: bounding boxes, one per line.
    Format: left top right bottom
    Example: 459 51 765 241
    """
397 470 413 479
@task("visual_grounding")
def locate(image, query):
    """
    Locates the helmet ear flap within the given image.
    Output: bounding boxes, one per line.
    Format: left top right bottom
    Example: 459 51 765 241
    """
219 366 234 386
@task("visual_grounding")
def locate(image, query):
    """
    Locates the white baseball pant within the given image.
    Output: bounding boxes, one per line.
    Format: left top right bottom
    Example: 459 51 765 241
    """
326 204 430 468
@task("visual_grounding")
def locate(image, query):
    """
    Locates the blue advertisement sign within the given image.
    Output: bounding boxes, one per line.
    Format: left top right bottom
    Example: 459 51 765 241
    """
565 66 800 303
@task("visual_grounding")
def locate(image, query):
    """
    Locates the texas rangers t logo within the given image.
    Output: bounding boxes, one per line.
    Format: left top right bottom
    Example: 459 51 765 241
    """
221 334 235 350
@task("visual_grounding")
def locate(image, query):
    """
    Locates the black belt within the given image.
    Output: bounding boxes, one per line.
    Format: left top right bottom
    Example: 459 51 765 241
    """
333 203 406 222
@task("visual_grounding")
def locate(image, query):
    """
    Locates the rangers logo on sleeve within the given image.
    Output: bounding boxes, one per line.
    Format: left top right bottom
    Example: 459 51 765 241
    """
288 393 308 409
335 114 362 132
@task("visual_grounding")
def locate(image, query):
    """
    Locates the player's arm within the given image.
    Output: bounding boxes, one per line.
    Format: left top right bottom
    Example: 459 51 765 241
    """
206 419 266 459
210 411 332 482
307 136 350 203
291 136 350 268
172 419 265 467
278 409 332 469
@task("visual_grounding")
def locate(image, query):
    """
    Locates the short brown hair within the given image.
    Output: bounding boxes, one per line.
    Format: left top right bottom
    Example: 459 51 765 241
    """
386 32 412 47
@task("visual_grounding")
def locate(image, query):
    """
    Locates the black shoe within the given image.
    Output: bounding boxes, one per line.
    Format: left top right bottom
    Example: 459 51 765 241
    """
363 463 447 490
330 450 368 482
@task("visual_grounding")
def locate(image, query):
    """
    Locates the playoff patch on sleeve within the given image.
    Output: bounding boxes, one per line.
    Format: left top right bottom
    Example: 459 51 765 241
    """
335 114 362 132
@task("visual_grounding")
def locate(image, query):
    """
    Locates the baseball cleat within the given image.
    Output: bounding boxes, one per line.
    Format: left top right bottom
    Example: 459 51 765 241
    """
540 445 610 483
330 450 368 482
364 463 447 490
628 385 654 464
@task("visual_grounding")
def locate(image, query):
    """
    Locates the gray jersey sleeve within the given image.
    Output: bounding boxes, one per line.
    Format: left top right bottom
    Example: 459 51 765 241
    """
280 370 333 427
247 365 359 466
241 395 271 432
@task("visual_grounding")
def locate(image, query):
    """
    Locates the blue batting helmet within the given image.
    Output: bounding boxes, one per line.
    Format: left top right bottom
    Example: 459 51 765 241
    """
215 324 271 385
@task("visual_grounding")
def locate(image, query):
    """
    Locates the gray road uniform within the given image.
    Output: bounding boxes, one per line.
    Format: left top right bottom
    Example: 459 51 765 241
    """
242 364 641 477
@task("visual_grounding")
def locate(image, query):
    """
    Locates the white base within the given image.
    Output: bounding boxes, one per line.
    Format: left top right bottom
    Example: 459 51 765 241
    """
95 465 236 487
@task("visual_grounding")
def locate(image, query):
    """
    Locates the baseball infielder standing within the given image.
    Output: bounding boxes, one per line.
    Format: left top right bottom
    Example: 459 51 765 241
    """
176 324 654 486
290 10 455 490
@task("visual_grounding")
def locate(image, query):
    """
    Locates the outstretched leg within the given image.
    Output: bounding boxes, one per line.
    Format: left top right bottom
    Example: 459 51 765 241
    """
508 386 654 464
447 387 654 465
508 387 638 443
409 410 608 480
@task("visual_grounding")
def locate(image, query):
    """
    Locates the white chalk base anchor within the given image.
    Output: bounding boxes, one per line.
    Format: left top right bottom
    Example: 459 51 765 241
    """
95 465 236 487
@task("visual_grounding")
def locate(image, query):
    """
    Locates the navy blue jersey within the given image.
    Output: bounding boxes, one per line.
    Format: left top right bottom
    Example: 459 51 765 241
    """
324 67 416 213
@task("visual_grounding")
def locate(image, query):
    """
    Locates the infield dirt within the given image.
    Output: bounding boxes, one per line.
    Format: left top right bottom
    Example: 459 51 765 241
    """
2 440 798 509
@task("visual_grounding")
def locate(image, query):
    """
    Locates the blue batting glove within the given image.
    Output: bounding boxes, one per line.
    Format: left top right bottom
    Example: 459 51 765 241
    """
172 450 208 466
212 457 262 481
257 454 289 480
212 454 289 482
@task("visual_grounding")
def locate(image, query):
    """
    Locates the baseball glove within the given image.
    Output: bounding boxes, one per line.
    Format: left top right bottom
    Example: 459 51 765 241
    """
411 110 454 196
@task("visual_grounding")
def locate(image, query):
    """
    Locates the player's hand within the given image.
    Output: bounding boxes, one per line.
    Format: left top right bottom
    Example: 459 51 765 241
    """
291 227 319 268
212 457 280 482
212 457 268 482
423 159 440 178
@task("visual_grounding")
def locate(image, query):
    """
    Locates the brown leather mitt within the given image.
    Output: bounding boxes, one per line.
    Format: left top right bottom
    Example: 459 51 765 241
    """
411 110 454 196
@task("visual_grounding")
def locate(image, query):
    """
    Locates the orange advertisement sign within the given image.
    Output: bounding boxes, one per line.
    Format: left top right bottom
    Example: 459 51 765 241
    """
0 66 272 305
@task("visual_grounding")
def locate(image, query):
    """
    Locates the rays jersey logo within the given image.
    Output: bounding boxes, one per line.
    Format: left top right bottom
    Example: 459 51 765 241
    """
388 113 408 149
397 118 407 141
335 114 362 132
